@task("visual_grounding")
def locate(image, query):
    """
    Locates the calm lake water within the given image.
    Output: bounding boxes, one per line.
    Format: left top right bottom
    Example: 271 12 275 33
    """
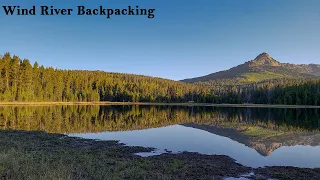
0 105 320 168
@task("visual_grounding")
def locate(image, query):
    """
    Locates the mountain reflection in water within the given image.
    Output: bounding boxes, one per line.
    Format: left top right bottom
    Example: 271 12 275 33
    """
0 105 319 167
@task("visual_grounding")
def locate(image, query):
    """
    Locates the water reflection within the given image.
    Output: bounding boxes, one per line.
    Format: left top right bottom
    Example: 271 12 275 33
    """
0 105 319 133
71 125 320 168
0 105 319 167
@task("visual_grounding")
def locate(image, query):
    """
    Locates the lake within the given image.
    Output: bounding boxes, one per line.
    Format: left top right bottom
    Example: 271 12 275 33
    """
1 105 320 168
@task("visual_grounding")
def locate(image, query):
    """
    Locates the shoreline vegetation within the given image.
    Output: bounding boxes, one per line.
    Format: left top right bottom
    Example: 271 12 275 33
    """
0 101 320 108
1 53 320 107
1 53 320 179
0 130 319 180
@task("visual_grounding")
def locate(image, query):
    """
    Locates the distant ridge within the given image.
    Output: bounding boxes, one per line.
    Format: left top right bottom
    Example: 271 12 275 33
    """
182 52 320 83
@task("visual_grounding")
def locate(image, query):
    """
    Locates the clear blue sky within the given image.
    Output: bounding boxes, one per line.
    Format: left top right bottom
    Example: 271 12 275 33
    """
0 0 319 80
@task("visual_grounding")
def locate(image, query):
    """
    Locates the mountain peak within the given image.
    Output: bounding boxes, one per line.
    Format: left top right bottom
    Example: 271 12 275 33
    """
250 52 281 67
255 52 271 59
181 52 320 83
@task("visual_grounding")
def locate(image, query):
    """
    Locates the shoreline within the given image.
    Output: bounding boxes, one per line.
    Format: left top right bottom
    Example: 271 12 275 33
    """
0 101 319 108
0 130 319 179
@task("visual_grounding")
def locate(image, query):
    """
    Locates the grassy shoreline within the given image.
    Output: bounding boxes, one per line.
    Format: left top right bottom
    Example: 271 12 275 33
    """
0 101 319 108
0 130 319 180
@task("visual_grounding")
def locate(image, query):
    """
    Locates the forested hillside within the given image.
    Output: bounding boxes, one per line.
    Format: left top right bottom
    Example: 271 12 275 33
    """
0 53 214 102
207 78 320 105
1 52 320 105
181 52 320 105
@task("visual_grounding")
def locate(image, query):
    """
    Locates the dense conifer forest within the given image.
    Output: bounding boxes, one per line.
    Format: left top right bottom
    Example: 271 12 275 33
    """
1 52 320 105
201 78 320 105
0 53 214 102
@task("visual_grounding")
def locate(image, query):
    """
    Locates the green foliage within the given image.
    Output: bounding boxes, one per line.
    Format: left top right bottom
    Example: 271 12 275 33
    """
241 71 289 83
2 52 320 106
0 53 215 103
196 78 320 105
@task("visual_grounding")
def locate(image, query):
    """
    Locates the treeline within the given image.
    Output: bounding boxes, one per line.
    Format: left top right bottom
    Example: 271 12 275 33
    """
2 52 320 105
198 78 320 105
0 53 215 102
250 79 320 105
